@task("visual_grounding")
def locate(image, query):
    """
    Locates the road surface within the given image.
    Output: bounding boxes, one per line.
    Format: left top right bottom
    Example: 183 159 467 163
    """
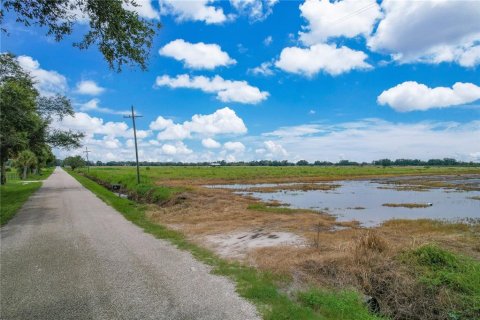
1 168 259 320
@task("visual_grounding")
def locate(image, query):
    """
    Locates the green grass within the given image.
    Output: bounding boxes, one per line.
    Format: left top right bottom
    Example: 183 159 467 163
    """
401 245 480 319
85 165 479 183
77 168 187 203
0 168 54 225
298 289 384 320
67 169 382 320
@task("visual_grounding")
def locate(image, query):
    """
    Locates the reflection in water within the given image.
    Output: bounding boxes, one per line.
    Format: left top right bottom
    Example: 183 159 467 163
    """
209 180 480 227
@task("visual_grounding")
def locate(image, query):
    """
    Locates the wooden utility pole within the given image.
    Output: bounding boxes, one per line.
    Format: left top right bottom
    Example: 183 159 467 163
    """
124 106 143 184
83 146 91 173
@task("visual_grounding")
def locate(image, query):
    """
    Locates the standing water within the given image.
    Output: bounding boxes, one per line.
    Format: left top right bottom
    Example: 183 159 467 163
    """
208 180 480 227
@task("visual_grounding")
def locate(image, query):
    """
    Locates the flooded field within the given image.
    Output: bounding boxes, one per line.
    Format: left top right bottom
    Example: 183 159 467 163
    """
209 176 480 227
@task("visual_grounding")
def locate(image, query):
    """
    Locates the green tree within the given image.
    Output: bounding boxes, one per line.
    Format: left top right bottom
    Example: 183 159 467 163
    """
15 150 37 179
1 0 160 71
64 156 86 171
0 53 84 184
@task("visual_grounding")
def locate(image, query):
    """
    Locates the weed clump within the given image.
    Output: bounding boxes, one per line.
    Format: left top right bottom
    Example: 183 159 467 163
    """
401 245 480 320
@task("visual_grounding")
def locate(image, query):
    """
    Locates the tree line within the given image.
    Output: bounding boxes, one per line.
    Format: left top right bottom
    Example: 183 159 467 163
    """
0 53 83 184
61 158 480 168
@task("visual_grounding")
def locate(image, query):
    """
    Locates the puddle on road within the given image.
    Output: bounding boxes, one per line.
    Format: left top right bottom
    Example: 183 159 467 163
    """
208 179 480 227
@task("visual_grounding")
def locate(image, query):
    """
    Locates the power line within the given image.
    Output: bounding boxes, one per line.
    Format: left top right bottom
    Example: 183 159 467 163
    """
328 2 378 27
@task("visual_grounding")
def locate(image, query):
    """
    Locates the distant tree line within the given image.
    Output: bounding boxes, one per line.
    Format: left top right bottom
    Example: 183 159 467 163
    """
59 158 480 167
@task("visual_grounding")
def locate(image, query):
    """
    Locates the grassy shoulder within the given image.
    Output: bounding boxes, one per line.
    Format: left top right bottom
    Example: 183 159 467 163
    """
67 169 383 320
0 168 54 225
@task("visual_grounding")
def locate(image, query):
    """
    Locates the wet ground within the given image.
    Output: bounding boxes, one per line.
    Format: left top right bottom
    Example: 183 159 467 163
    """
208 175 480 227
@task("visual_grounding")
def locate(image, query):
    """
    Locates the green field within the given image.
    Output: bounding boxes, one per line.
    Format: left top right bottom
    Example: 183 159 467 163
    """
85 165 479 182
0 168 54 225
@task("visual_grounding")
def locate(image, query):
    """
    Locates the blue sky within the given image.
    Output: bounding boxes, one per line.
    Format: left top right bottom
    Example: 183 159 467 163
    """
3 0 480 162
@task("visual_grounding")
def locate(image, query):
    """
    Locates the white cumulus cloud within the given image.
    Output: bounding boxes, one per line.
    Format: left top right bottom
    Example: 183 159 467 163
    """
377 81 480 112
299 0 381 45
230 0 278 22
264 140 287 157
161 142 193 155
275 43 371 77
249 62 274 76
224 141 245 153
160 0 227 24
123 0 159 19
150 107 247 141
155 74 269 104
202 138 221 148
17 55 68 96
159 39 236 70
150 116 174 130
75 80 105 95
368 0 480 67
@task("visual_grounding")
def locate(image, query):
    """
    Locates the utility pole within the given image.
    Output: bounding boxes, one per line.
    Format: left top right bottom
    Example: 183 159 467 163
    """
124 105 143 184
83 146 91 173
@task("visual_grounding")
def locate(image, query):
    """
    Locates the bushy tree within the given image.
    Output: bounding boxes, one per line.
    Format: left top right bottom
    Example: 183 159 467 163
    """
1 0 161 71
64 156 86 171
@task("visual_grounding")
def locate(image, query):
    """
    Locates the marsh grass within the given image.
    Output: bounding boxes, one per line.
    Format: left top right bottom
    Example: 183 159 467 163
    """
247 203 321 215
382 203 431 208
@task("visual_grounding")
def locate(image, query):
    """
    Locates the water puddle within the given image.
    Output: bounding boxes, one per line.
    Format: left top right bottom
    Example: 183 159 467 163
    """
208 178 480 227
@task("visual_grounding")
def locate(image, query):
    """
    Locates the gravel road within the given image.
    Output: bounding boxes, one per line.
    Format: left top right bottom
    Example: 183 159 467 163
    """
0 168 259 320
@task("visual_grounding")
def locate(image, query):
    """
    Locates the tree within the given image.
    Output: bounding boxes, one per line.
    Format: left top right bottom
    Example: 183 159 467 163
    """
296 160 309 166
1 0 160 71
0 53 84 184
64 156 86 171
15 150 37 179
0 54 39 184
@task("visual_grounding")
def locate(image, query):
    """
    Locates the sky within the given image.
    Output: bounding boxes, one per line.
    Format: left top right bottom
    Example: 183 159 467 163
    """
2 0 480 163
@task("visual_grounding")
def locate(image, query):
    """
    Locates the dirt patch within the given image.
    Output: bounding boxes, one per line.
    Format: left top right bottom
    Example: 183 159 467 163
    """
205 229 305 259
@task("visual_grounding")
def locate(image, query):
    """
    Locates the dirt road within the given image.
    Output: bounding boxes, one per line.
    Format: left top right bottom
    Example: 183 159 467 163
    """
0 168 259 320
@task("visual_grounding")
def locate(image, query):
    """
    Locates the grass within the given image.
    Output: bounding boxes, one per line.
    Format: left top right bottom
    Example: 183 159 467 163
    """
382 203 431 208
77 169 187 203
248 203 301 214
469 196 480 201
298 289 384 320
67 169 381 320
0 168 54 225
84 166 479 185
401 245 480 319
